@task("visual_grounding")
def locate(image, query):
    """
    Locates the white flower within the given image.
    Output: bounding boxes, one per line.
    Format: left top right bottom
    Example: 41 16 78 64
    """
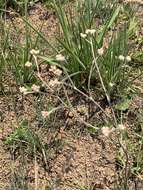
41 111 49 118
97 47 104 56
118 55 125 61
25 61 32 67
31 84 40 92
117 124 126 131
30 49 40 55
56 54 66 62
19 86 28 95
126 56 131 62
101 127 113 137
109 82 114 87
49 65 57 71
49 79 61 88
80 33 87 38
49 65 62 77
85 29 96 35
54 69 62 76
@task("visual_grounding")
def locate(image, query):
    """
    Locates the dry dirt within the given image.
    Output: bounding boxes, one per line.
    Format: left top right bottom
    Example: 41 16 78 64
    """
0 92 117 190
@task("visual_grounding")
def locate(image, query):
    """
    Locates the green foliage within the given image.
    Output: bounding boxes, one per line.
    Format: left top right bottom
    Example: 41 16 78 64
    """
127 17 139 38
0 21 6 92
7 44 37 85
5 120 42 154
115 98 131 111
51 0 134 97
132 51 143 63
0 11 38 89
97 27 130 95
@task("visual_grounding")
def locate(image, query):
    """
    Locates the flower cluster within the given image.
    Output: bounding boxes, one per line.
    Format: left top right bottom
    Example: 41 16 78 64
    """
31 84 40 93
97 47 104 56
101 127 114 137
49 65 62 77
41 111 49 118
85 29 96 35
109 82 114 88
25 61 32 68
19 86 28 95
101 124 126 137
80 33 87 38
30 49 40 55
118 55 131 62
80 28 96 39
19 84 40 95
49 78 61 88
117 124 126 131
56 54 66 62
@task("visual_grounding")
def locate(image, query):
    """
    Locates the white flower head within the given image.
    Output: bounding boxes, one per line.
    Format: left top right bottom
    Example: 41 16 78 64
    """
101 127 113 137
49 65 57 71
49 78 61 88
19 86 28 95
56 54 66 62
31 84 40 93
109 82 114 87
97 47 104 56
126 56 131 62
118 55 125 61
30 49 40 55
85 29 96 35
49 65 62 77
117 124 126 131
41 111 49 119
25 61 32 67
80 33 87 38
54 69 62 76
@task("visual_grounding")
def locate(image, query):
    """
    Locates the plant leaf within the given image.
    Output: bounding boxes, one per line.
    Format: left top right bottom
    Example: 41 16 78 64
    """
115 98 131 111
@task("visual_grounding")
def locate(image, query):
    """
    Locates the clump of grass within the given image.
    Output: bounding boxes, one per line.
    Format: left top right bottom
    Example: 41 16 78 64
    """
5 120 43 155
0 1 40 90
51 0 134 99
